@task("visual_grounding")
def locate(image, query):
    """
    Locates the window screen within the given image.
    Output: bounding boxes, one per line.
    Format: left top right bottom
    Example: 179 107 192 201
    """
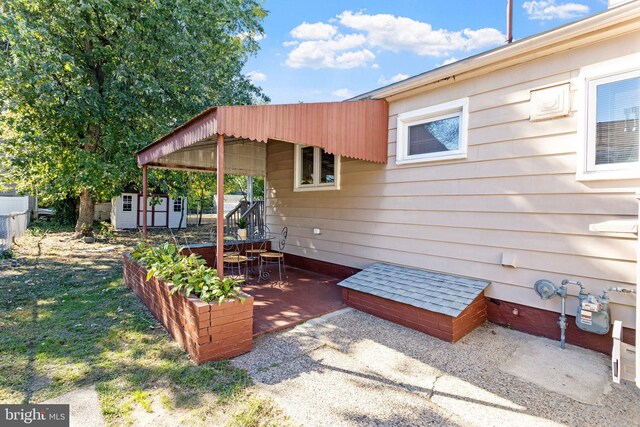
408 116 460 156
320 149 335 183
122 195 132 212
299 146 315 186
595 76 640 165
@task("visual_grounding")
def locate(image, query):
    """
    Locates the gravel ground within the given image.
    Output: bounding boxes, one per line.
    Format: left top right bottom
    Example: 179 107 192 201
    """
232 308 640 427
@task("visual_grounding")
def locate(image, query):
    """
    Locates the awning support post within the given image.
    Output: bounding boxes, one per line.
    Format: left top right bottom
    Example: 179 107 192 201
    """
142 164 148 239
216 134 225 279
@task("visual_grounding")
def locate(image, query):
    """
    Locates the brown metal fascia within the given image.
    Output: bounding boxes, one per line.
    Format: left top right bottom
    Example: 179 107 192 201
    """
136 107 218 167
137 99 390 168
216 100 389 164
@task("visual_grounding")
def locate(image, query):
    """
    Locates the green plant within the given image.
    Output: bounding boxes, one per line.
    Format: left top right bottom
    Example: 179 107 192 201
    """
50 197 78 226
0 249 13 259
131 243 243 304
98 221 114 241
236 218 248 229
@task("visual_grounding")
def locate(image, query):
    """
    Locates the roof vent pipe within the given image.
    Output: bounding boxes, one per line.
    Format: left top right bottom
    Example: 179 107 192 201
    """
506 0 514 44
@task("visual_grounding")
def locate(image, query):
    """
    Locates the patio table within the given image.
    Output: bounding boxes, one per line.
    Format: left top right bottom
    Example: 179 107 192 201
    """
229 233 276 278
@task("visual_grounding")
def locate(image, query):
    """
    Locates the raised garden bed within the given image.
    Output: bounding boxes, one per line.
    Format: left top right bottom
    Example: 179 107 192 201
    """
123 254 253 364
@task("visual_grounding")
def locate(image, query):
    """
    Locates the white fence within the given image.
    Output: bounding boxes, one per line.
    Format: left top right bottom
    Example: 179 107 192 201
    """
0 210 29 250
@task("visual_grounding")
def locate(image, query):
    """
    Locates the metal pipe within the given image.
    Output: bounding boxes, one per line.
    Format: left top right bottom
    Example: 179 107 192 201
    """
559 294 567 349
216 134 225 279
506 0 513 43
142 164 148 239
561 279 585 294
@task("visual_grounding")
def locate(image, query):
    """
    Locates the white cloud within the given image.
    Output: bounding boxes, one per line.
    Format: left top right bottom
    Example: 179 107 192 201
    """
283 10 505 69
371 63 380 69
285 34 374 69
338 11 504 56
522 1 590 20
290 22 338 40
438 57 459 67
246 70 267 82
377 73 410 84
331 88 354 98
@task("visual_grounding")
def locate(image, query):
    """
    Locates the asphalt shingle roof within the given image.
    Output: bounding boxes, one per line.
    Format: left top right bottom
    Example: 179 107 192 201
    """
338 263 490 318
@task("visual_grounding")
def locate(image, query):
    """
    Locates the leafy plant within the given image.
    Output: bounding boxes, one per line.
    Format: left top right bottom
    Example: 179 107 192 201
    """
0 249 13 260
131 243 243 303
236 218 248 229
97 221 114 241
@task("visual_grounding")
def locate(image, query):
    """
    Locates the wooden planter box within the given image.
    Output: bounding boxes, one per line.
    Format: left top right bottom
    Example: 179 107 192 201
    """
122 254 253 364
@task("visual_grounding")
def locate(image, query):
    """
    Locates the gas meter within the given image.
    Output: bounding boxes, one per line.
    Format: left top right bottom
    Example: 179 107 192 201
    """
575 292 610 335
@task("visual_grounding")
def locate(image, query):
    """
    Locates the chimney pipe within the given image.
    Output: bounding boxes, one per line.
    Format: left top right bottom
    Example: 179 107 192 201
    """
506 0 513 43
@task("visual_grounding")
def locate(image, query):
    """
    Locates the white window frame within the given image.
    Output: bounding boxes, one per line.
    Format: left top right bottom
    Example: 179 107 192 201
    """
122 195 132 212
293 145 341 192
173 197 182 212
577 60 640 181
396 98 469 165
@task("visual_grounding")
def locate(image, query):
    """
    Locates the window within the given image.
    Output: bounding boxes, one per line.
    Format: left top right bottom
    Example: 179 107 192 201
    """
580 69 640 180
122 195 132 212
294 145 340 191
173 198 182 212
396 98 469 165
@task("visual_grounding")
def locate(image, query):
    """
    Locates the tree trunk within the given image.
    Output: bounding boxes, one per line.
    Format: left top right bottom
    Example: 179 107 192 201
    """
75 189 95 235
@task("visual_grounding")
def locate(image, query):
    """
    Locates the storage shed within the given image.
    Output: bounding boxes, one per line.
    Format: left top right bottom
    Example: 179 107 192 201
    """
111 193 186 230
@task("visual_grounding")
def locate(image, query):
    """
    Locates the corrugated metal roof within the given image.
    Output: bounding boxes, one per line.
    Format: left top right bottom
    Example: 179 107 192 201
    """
338 263 490 318
137 100 388 170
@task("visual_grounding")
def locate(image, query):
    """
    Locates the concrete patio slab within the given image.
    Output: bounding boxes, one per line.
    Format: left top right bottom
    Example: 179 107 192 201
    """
501 334 612 404
232 308 640 427
44 386 105 427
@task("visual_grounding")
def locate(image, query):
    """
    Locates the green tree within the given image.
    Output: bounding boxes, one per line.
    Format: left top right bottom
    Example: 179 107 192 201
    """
0 0 268 234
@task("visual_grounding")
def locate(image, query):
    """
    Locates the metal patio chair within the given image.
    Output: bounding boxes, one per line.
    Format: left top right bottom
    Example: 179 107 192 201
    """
221 236 248 281
258 226 288 284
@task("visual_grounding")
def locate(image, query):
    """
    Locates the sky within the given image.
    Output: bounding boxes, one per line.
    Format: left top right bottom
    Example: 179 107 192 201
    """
243 0 610 104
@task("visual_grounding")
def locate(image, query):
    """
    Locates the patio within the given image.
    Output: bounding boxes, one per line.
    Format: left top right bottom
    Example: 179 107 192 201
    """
181 238 347 338
242 266 345 336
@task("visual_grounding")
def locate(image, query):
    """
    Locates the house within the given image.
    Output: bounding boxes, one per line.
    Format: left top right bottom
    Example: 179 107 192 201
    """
134 1 640 367
111 193 186 230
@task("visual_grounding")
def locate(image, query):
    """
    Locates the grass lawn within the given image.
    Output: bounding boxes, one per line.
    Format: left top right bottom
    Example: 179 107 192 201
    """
0 222 290 426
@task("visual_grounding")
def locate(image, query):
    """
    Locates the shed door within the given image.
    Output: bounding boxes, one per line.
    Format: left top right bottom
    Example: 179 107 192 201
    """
137 195 169 228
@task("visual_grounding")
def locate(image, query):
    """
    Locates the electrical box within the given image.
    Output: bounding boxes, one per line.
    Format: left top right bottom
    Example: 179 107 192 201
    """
575 293 610 334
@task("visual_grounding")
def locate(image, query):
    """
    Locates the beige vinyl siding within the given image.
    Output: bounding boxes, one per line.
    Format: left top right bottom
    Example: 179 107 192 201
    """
265 32 640 326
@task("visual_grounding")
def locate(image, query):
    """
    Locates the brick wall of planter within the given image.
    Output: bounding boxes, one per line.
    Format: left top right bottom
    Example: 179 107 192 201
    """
122 254 253 364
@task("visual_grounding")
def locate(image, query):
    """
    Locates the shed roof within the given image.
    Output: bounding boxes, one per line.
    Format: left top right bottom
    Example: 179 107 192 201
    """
136 100 389 174
338 263 490 318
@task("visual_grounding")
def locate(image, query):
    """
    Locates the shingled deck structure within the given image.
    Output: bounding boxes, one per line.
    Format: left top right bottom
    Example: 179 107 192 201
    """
339 263 490 342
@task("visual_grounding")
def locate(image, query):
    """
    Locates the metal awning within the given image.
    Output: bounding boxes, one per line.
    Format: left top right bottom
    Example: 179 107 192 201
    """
136 100 388 278
136 100 389 175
